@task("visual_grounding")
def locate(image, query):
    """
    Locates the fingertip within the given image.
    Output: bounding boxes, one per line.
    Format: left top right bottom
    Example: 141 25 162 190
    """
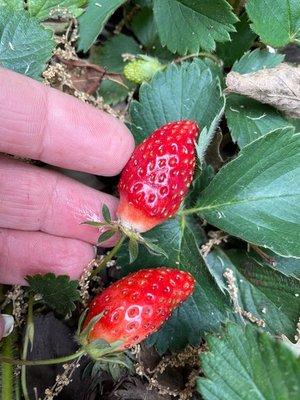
104 120 135 176
47 87 136 176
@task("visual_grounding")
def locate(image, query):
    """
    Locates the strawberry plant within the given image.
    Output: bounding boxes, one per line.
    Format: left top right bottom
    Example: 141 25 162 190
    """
0 1 300 399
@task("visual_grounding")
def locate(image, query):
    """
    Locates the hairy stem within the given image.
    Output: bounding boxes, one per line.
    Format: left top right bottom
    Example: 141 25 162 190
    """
0 349 85 367
91 234 126 277
1 334 14 400
21 295 34 400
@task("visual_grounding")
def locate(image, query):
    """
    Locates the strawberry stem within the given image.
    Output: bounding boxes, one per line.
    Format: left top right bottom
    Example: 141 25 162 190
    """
91 234 126 277
0 349 85 366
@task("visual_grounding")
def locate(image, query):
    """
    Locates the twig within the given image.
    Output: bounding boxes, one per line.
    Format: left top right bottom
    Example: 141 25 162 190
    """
43 357 82 400
250 245 276 266
201 231 228 257
55 56 126 86
114 5 141 34
223 268 266 327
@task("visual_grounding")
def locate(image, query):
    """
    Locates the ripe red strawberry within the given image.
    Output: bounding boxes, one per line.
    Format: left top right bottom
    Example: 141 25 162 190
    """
83 268 195 350
117 120 199 232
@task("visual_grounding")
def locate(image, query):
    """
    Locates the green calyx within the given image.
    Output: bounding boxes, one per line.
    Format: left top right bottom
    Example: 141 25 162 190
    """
76 310 130 372
82 204 168 266
124 55 165 84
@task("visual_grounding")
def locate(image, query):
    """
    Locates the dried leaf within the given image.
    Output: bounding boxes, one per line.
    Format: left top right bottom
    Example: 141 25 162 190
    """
226 63 300 118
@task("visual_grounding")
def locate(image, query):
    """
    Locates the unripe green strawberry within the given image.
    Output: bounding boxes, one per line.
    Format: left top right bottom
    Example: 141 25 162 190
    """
82 268 195 350
124 55 164 84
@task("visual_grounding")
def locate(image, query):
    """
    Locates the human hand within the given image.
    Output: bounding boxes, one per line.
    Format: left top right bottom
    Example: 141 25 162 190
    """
0 68 135 285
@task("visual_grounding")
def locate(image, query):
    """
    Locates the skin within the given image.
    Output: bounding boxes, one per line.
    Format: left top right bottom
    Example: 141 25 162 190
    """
0 68 135 292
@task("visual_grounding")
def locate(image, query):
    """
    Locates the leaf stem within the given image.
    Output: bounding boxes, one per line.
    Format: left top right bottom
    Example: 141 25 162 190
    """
21 295 34 400
91 234 126 277
175 52 222 65
0 349 85 366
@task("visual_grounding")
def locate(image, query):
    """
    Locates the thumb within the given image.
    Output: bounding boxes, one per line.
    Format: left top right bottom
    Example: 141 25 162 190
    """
0 314 14 339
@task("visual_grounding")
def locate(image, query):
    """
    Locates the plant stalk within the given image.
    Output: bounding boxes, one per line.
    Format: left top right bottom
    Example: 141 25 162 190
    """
0 349 85 367
21 295 34 400
91 234 126 277
1 334 14 400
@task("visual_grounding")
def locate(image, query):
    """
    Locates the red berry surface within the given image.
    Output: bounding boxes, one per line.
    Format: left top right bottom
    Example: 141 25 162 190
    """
117 120 199 232
83 268 195 350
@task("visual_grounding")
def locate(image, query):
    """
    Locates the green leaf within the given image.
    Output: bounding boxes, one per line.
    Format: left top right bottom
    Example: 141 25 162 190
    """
232 49 285 74
118 218 232 353
226 50 291 148
249 249 300 280
101 204 111 223
153 0 238 54
78 0 125 52
130 60 224 144
197 96 225 165
146 295 203 354
131 6 157 48
98 80 130 106
205 248 300 340
184 164 215 209
128 237 139 263
26 273 80 316
226 94 292 148
0 0 23 10
246 0 300 47
136 0 153 6
98 230 115 244
0 9 54 79
28 0 86 20
91 33 139 104
83 220 106 227
198 324 300 400
187 128 300 258
216 12 257 67
90 34 141 74
142 238 168 258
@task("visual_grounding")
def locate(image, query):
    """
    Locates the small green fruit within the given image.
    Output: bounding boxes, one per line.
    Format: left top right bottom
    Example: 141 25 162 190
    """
124 55 165 84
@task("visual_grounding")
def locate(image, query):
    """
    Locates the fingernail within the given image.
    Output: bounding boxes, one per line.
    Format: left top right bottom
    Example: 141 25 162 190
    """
1 314 14 337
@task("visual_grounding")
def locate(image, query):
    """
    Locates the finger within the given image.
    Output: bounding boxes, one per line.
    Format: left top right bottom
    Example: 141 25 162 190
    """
0 228 95 285
0 156 118 245
0 68 135 176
